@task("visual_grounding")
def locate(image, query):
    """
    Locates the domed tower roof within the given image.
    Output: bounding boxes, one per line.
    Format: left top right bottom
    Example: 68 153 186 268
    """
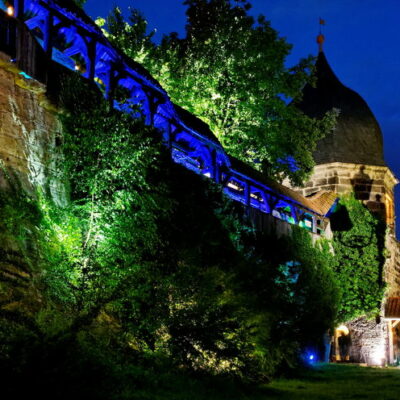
297 51 385 166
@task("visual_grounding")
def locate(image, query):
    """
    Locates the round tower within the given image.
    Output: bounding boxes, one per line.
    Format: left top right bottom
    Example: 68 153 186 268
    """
292 39 400 365
295 49 397 228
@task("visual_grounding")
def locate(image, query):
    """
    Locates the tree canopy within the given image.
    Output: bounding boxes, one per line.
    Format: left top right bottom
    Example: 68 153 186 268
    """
102 0 336 186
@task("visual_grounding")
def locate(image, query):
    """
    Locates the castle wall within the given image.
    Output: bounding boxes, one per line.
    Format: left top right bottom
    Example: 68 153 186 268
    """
0 50 63 318
0 51 63 198
384 234 400 297
293 162 397 227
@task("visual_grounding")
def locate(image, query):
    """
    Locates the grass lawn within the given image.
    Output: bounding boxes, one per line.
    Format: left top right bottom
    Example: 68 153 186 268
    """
134 363 400 400
261 364 400 400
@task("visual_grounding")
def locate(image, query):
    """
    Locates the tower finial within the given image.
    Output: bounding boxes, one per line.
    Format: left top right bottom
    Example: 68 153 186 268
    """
317 18 326 52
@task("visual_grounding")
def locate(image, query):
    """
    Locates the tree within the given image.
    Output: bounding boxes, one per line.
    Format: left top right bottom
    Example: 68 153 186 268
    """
98 7 156 66
232 227 338 377
34 74 172 342
103 0 336 186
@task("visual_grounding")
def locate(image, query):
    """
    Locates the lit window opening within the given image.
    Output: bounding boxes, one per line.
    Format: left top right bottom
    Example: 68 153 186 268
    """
250 191 264 202
227 179 244 192
299 213 313 231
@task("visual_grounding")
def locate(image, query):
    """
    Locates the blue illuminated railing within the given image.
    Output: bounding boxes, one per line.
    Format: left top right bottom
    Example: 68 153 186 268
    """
0 0 332 235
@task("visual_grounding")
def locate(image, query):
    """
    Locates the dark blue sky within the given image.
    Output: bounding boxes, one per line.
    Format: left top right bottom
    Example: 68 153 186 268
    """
85 0 400 228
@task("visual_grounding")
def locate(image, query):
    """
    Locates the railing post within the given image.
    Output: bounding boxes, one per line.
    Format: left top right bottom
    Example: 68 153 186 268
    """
148 94 155 126
212 149 220 183
388 320 394 364
312 216 317 234
146 91 162 127
43 12 53 58
105 64 116 101
15 0 24 19
86 39 96 81
290 205 298 224
244 181 250 207
167 121 173 150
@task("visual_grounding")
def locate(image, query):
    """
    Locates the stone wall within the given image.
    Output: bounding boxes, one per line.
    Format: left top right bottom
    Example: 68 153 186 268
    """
383 234 400 297
343 233 400 365
347 316 387 365
290 162 397 227
0 50 63 319
0 51 64 199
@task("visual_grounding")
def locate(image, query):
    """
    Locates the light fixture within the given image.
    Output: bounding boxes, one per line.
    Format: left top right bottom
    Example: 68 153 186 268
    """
7 6 14 16
336 325 349 335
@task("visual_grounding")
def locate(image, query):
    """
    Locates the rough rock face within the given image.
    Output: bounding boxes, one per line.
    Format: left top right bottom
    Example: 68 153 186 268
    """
347 316 387 365
0 51 64 198
0 51 64 321
384 235 400 298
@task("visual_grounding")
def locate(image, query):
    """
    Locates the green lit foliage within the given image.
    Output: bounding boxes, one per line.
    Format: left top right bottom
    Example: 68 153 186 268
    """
103 0 336 185
41 75 250 368
0 76 338 396
232 228 338 380
331 195 386 322
0 171 41 252
37 69 338 379
37 75 170 339
144 198 339 381
98 7 156 66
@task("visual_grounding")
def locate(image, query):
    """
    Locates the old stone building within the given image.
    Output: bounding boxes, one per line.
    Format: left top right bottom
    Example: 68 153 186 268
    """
2 0 400 368
290 42 400 365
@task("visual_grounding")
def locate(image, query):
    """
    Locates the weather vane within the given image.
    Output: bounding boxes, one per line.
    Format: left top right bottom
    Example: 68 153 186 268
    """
317 18 326 52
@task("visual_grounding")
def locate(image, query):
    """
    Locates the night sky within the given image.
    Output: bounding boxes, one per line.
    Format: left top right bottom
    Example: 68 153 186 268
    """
85 0 400 232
